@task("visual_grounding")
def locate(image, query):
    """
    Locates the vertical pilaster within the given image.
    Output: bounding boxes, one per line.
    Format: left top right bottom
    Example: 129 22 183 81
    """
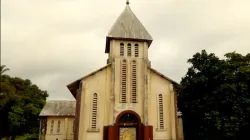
74 81 83 140
64 118 68 140
39 117 47 140
143 59 149 125
177 112 184 140
168 84 173 139
169 84 177 140
104 64 110 126
111 40 116 124
143 42 149 125
174 91 179 140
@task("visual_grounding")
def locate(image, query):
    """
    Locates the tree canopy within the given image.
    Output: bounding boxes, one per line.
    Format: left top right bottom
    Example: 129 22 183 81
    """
1 65 10 75
0 65 48 140
178 50 250 140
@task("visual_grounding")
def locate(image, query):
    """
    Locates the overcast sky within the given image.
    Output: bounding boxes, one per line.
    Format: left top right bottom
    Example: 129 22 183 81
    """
2 0 250 100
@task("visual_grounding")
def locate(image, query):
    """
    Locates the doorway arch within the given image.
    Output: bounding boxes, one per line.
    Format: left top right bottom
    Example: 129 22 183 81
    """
103 110 153 140
115 110 141 125
114 110 143 140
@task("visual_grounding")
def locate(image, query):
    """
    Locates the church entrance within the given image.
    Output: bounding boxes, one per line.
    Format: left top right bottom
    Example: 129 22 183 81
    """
117 112 139 140
103 110 153 140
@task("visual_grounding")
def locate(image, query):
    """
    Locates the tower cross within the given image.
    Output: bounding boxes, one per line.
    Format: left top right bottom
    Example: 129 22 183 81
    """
126 0 129 5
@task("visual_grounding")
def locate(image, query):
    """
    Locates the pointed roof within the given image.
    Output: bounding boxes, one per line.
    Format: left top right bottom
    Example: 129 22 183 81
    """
105 4 153 53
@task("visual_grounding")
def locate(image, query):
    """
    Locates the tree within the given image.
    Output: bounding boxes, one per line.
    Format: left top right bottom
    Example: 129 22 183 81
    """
1 65 10 74
178 50 250 140
0 67 48 140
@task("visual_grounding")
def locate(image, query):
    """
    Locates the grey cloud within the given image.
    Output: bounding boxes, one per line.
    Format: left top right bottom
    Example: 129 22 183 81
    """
2 0 250 100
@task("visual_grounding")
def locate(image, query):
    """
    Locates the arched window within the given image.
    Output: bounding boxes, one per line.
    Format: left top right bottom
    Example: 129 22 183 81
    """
121 60 127 103
57 120 61 133
91 93 98 129
120 43 124 56
127 43 131 56
158 94 164 129
50 120 54 134
131 60 137 103
134 44 139 57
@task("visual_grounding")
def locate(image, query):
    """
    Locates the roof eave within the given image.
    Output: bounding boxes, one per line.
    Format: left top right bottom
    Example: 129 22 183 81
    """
67 64 111 97
149 67 181 88
67 79 81 98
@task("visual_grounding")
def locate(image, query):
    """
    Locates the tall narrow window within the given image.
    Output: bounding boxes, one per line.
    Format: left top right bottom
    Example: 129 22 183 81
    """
121 60 127 103
127 43 131 56
135 44 139 57
50 120 54 134
57 120 61 133
120 43 124 56
131 60 137 103
91 93 98 129
158 94 164 129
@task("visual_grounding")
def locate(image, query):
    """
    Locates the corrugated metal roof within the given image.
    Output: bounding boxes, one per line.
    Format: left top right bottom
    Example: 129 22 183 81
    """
107 5 153 41
39 100 76 116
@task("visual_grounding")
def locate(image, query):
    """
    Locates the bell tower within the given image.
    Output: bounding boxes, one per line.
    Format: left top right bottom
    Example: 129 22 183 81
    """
105 2 153 61
105 1 153 125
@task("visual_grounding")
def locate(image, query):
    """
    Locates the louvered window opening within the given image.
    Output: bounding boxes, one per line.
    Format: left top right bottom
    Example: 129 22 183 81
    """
159 94 164 129
131 61 137 103
135 44 139 57
121 60 127 103
57 120 61 133
50 120 54 134
127 44 131 56
120 43 124 56
91 93 98 129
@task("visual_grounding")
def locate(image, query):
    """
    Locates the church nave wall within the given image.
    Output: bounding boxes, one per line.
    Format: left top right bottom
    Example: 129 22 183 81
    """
78 66 111 140
148 71 176 140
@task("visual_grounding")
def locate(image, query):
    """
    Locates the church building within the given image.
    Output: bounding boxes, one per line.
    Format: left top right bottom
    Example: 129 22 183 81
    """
67 2 183 140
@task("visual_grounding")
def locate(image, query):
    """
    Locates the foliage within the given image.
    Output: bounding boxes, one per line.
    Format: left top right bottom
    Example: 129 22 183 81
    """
23 134 39 140
0 65 48 140
0 65 10 75
178 50 250 140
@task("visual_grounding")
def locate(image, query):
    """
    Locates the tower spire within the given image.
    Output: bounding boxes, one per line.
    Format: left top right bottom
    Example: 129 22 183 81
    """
126 0 129 5
105 0 153 53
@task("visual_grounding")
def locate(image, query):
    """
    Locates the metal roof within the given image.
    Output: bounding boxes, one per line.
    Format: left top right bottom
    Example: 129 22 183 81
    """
105 4 153 53
107 5 153 41
39 100 76 116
